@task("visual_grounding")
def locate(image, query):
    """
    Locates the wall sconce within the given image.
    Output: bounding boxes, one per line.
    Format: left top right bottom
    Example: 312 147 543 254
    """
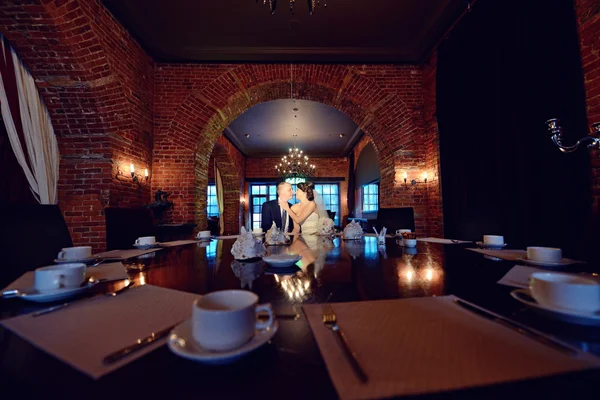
116 163 150 188
546 118 600 153
401 171 429 189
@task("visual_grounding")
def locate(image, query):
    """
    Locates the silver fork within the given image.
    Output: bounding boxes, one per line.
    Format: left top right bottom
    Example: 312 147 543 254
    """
322 305 368 383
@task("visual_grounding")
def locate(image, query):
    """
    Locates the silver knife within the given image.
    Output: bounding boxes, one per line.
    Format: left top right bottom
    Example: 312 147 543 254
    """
454 298 578 356
103 323 179 365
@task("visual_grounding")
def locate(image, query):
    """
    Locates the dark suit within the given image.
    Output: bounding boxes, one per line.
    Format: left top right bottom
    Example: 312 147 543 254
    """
261 199 294 232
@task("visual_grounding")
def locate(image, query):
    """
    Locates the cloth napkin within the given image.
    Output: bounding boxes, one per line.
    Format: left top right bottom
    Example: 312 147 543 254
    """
467 248 526 261
497 265 547 288
303 296 599 400
1 262 129 293
1 285 198 379
94 248 163 260
159 240 201 247
418 237 471 244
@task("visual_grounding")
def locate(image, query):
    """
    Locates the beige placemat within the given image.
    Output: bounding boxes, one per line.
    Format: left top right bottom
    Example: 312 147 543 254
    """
159 240 201 247
1 285 197 379
467 248 527 261
303 296 599 400
1 262 129 293
418 237 471 244
497 265 547 288
95 248 163 260
215 235 240 239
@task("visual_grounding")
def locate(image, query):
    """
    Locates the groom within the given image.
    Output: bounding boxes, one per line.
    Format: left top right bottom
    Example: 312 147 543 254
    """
261 182 294 233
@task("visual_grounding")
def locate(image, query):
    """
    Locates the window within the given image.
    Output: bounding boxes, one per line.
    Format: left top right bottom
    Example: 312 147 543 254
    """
250 184 278 230
362 183 379 212
314 183 340 225
207 184 219 217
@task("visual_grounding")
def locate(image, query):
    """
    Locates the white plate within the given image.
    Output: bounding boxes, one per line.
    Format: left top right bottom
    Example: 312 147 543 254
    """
262 254 302 268
168 319 278 364
12 281 97 303
133 243 161 250
515 256 580 268
511 289 600 326
476 242 507 249
54 257 97 264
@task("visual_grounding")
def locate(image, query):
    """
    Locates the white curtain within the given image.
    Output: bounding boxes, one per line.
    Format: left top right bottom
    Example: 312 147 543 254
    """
0 35 59 204
215 165 224 235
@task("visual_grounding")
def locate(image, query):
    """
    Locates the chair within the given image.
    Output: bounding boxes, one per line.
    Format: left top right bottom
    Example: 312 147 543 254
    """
373 207 416 233
105 207 156 250
0 204 73 288
207 216 219 235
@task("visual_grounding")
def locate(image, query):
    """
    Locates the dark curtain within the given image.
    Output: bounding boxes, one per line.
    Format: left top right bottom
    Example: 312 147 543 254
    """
347 150 355 220
437 0 591 259
0 117 35 205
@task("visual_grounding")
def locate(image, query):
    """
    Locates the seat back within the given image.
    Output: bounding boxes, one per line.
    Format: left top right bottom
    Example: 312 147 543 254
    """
374 207 416 233
0 204 73 288
105 207 156 250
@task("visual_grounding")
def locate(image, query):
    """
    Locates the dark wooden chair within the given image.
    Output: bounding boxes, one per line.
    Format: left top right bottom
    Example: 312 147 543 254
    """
207 217 219 235
373 207 416 233
105 207 156 250
0 204 73 288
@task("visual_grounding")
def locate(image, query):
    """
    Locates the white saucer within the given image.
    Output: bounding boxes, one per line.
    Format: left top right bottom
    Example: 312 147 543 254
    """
168 319 278 364
133 243 160 250
54 257 97 264
12 281 97 303
511 289 600 326
515 256 580 268
476 242 507 249
262 254 302 268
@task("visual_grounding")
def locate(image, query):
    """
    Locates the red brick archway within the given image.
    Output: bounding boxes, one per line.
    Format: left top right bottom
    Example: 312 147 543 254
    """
153 64 435 234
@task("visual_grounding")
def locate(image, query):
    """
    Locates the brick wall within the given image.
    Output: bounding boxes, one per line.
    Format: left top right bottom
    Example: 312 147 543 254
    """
245 157 349 223
0 0 154 251
153 64 443 236
575 0 600 216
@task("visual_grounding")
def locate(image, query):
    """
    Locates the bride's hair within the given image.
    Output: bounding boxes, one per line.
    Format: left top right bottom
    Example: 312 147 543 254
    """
297 182 315 201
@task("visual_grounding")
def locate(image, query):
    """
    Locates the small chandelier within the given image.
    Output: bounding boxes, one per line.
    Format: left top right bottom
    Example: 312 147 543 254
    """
261 0 327 15
275 135 315 179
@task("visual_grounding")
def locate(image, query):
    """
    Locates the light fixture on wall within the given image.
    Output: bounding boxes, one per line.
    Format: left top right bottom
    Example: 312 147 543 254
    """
399 171 429 189
116 163 150 188
261 0 328 15
546 118 600 153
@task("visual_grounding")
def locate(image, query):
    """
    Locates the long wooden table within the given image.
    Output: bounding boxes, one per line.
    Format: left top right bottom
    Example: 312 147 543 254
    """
1 237 599 399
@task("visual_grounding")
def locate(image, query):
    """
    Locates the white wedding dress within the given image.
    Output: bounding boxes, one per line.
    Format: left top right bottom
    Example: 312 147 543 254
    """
300 212 319 235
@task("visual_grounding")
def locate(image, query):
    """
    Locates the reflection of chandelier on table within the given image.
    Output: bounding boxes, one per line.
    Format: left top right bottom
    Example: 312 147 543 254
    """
275 135 315 179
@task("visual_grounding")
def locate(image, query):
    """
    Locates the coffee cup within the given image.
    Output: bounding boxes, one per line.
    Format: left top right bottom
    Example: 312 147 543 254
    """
483 235 504 246
197 230 211 239
403 239 417 248
396 229 411 237
192 290 274 352
252 228 263 235
530 272 600 313
57 246 92 261
34 263 86 292
527 247 562 263
135 236 156 246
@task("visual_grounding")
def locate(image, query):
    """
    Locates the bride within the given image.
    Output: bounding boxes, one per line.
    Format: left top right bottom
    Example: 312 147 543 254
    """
278 182 328 235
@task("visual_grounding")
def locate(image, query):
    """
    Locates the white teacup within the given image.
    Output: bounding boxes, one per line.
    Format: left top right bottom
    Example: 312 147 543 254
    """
34 263 86 292
483 235 504 246
527 247 562 263
57 246 92 261
252 228 263 235
403 239 417 248
135 236 156 246
192 290 274 352
530 272 600 313
396 229 411 237
197 230 211 239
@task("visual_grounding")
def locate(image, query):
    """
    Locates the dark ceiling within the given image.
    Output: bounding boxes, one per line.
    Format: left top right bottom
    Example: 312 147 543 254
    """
101 0 468 63
225 99 361 157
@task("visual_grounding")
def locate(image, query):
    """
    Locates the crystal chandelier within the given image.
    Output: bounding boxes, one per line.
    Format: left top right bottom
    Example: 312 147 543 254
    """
275 135 315 179
261 0 327 15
